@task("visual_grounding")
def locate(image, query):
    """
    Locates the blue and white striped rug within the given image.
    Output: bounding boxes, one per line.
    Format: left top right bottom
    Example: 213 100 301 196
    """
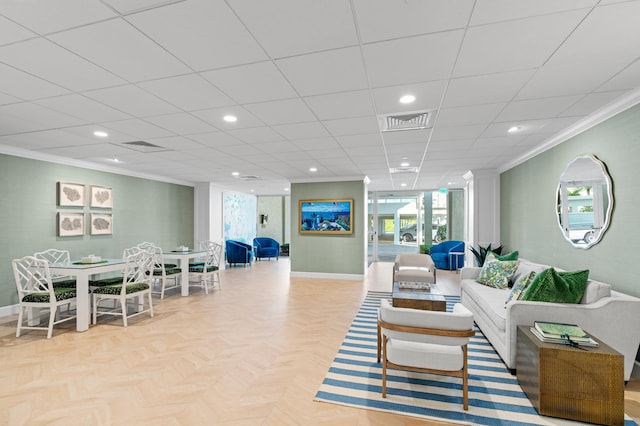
315 291 637 425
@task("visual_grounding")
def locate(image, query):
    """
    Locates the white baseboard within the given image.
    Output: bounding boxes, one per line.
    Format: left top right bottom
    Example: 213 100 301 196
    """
290 271 364 280
0 304 19 318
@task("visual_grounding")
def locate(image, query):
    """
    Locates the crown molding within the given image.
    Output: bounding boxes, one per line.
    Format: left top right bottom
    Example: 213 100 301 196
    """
498 87 640 173
0 144 195 187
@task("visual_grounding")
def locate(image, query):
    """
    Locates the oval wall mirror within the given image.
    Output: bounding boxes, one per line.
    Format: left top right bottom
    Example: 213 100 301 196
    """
556 154 613 249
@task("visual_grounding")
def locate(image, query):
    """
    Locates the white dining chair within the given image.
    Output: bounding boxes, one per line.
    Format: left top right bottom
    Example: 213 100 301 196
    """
188 242 222 293
34 248 77 288
92 247 154 327
13 255 77 338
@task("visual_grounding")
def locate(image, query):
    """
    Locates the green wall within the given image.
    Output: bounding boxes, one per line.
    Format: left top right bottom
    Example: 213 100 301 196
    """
501 103 640 297
0 154 194 308
290 180 365 276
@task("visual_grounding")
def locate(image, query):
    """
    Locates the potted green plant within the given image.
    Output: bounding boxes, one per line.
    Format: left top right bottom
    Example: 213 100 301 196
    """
469 243 503 266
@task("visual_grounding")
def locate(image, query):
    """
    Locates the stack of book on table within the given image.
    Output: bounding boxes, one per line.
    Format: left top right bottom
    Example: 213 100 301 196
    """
530 321 599 347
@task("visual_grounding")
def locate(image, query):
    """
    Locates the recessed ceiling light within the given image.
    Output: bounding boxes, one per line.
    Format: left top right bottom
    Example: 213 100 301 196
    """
112 158 120 163
309 167 317 172
94 130 108 138
400 183 407 187
223 115 237 123
508 126 521 133
399 95 416 104
400 161 410 167
232 171 239 176
284 188 289 191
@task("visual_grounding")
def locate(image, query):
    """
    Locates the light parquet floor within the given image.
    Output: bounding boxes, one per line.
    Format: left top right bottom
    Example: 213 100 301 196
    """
1 259 639 425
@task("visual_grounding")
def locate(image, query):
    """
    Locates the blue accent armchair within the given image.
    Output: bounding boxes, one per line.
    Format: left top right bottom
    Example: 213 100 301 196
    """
430 240 465 270
253 237 280 261
225 240 253 267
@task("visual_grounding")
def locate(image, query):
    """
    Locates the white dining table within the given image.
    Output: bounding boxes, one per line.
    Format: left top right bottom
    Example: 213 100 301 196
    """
48 258 126 332
162 250 207 296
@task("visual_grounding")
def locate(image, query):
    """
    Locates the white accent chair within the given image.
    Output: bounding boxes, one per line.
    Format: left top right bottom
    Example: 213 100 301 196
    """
13 255 77 338
392 253 436 285
377 299 475 410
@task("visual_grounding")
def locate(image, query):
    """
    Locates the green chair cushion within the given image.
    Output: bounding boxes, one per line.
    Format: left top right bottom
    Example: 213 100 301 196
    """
153 267 181 275
92 283 150 295
52 279 77 289
521 268 589 303
189 265 218 273
90 277 124 286
22 287 76 303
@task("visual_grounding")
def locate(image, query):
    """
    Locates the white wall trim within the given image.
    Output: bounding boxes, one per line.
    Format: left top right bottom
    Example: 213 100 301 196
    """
499 87 640 174
0 144 195 187
289 271 364 281
0 304 19 318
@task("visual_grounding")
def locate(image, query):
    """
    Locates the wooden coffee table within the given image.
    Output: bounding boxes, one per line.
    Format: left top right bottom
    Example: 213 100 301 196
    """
516 326 624 425
391 282 446 311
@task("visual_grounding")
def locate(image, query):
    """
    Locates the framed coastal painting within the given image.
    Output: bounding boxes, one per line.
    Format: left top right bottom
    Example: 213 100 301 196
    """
57 212 85 237
57 182 85 207
90 213 113 235
299 199 353 235
90 185 113 208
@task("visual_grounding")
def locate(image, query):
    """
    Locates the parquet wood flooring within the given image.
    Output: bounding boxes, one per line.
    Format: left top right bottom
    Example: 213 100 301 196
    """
1 260 639 425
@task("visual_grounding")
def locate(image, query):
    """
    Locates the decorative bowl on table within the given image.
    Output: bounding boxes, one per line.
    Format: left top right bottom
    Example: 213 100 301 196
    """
80 255 102 263
174 246 189 252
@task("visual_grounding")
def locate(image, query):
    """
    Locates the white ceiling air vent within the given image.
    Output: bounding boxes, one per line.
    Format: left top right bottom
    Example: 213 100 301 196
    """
119 141 170 153
239 175 261 180
378 110 433 132
389 166 420 174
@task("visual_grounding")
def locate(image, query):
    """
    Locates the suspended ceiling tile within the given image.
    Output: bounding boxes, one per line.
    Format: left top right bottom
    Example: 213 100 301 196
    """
0 0 117 34
126 0 267 70
138 74 234 111
275 47 368 97
227 0 358 58
49 18 191 83
442 70 536 108
272 122 330 140
353 0 474 44
244 98 316 126
83 84 180 117
454 10 589 77
0 38 126 91
304 90 375 121
36 94 132 123
363 31 464 88
201 61 298 105
144 112 217 135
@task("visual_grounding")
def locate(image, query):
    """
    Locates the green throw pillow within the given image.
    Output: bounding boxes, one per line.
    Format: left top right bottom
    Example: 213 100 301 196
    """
496 250 518 261
476 252 520 289
521 268 589 303
505 271 536 304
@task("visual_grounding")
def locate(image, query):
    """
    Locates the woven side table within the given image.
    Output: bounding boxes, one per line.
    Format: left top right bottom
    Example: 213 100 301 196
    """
516 326 624 425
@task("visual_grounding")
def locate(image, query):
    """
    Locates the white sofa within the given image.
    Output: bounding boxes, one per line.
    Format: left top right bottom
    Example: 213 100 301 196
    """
460 258 640 381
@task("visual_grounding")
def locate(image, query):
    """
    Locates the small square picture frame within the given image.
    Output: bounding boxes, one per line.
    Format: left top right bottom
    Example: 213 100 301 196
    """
90 185 113 208
57 212 85 237
57 182 85 207
90 213 113 235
